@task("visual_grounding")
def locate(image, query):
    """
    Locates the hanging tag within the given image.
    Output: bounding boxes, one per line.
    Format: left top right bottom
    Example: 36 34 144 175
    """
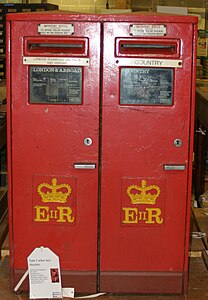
27 247 62 299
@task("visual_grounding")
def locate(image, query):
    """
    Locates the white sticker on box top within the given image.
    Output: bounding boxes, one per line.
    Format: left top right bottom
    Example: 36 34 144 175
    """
38 24 74 35
130 24 166 36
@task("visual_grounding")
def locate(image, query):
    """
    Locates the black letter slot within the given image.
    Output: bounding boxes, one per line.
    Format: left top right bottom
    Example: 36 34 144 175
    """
24 37 88 56
117 38 180 57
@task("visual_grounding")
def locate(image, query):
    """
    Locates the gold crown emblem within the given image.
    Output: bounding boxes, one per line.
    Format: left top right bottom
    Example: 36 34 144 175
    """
127 180 160 205
37 178 72 203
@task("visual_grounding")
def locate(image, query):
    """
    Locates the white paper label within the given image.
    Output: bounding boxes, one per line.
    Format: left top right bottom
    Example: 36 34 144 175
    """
28 247 62 299
130 24 166 36
38 24 74 35
62 288 75 298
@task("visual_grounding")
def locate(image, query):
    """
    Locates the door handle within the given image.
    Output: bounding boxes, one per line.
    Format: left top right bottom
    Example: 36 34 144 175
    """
163 164 186 171
73 163 96 169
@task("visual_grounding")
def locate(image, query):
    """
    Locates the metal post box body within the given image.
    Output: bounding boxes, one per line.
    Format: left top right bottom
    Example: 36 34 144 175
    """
7 14 102 292
100 19 197 293
6 12 197 294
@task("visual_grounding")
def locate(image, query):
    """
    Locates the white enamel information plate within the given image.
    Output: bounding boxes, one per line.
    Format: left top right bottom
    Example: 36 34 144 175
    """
130 24 167 36
38 24 74 35
23 56 90 66
116 58 182 68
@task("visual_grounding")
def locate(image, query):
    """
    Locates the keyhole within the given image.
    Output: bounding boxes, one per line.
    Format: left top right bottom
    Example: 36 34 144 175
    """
174 139 182 147
84 137 93 146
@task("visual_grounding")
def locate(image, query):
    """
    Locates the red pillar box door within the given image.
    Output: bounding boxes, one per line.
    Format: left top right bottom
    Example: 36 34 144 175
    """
7 12 197 294
7 15 101 292
100 18 197 293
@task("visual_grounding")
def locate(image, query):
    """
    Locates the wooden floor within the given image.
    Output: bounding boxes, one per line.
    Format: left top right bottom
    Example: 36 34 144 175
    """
0 207 207 300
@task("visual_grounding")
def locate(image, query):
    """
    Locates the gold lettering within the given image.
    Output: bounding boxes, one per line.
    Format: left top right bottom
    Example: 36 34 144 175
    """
49 210 58 219
122 207 138 224
145 208 163 224
34 206 49 222
56 206 75 223
138 211 147 220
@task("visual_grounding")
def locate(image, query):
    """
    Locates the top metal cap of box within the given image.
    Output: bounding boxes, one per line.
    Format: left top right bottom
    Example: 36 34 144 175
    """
6 11 198 24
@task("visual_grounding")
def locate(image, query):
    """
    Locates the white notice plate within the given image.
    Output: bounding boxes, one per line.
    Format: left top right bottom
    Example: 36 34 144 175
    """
23 56 90 66
116 58 182 68
38 24 74 35
130 24 166 36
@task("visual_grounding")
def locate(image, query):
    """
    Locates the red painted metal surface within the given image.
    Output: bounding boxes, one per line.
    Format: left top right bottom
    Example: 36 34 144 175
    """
100 20 197 293
7 17 101 292
6 12 197 294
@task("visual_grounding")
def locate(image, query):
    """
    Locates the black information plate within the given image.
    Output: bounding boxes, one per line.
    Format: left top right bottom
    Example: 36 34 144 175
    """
120 67 173 105
30 66 82 104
